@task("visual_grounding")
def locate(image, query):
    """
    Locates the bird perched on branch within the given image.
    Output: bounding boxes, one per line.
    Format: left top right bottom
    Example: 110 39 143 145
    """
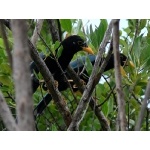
31 35 94 93
43 35 94 90
69 53 134 88
33 53 134 117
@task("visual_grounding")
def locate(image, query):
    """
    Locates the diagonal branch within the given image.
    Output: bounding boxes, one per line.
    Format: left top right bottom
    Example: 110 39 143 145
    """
113 19 127 131
0 91 18 131
47 19 60 42
28 40 72 127
135 80 150 130
67 20 113 131
31 19 44 47
67 65 110 131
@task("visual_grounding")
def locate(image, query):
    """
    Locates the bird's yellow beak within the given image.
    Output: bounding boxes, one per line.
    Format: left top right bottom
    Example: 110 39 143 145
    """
129 61 135 68
123 60 135 68
120 60 135 77
82 46 94 55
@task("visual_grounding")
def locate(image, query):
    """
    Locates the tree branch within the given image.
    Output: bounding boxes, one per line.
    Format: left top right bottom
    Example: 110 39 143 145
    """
4 19 72 128
67 20 113 130
28 40 72 127
11 19 35 130
47 19 60 42
0 91 18 130
31 19 44 47
135 80 150 130
67 66 110 130
113 19 127 131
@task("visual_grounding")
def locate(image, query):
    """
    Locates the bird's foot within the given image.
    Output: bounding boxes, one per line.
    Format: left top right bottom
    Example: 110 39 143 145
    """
41 80 59 91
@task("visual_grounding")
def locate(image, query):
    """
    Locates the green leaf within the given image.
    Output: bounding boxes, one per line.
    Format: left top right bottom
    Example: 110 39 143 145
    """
129 119 135 126
85 56 93 75
54 41 61 50
134 86 142 95
133 36 142 59
147 38 150 44
0 75 12 86
75 19 82 34
0 38 4 49
123 27 131 35
56 45 63 58
95 19 107 47
101 100 108 116
139 19 147 30
119 39 128 54
107 97 114 114
89 24 98 49
60 19 72 33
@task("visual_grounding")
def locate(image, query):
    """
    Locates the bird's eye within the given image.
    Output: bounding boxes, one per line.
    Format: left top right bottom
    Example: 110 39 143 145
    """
77 41 83 46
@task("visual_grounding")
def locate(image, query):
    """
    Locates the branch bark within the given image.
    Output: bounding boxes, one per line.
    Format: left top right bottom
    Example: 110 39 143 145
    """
67 20 113 131
4 19 72 128
47 19 60 42
11 19 35 130
113 19 127 131
135 80 150 130
31 19 44 47
67 65 110 131
28 40 72 127
0 91 18 130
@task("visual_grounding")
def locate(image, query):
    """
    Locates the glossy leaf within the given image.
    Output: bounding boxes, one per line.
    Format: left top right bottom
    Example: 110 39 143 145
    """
60 19 72 33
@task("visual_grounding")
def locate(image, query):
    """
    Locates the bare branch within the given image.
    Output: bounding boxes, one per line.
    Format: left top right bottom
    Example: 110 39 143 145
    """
0 19 12 68
28 40 72 127
38 33 78 103
67 20 113 131
113 19 127 131
135 80 150 130
47 19 60 42
67 66 110 130
4 19 72 128
11 19 35 130
31 19 44 47
0 91 18 130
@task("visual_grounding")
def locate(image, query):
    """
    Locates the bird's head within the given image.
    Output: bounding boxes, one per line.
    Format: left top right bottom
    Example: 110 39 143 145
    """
61 35 94 55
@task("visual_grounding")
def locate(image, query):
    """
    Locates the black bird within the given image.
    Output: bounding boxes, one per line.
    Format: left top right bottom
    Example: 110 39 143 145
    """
30 35 94 93
69 53 131 86
33 53 133 117
43 35 94 91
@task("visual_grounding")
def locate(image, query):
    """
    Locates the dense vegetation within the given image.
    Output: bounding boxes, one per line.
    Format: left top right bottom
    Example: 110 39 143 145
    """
0 19 150 131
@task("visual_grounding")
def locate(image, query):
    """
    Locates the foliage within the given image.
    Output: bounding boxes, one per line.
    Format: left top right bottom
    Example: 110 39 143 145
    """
0 19 150 131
